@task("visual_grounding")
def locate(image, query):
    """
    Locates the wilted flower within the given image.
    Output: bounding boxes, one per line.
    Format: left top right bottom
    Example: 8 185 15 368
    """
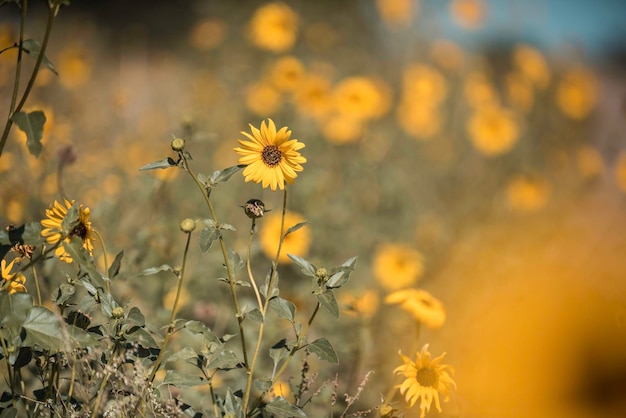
394 345 456 418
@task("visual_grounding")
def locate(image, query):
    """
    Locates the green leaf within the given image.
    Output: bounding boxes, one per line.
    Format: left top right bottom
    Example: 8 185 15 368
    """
0 229 10 245
316 289 339 319
51 282 75 306
12 110 46 157
22 306 64 351
243 307 263 324
228 249 244 272
108 250 124 279
326 256 358 288
207 350 240 370
265 397 307 418
0 407 18 418
22 222 44 246
307 338 338 364
198 227 220 253
160 370 206 388
138 157 176 171
127 306 145 327
164 346 197 363
285 221 309 237
207 164 245 187
287 254 317 277
21 39 58 75
138 264 174 276
254 378 272 392
60 204 79 234
0 293 33 339
269 297 296 322
269 339 290 369
183 320 221 345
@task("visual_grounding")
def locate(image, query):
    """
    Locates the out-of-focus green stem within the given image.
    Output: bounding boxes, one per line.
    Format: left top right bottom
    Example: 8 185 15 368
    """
92 229 110 293
0 0 60 157
31 264 42 305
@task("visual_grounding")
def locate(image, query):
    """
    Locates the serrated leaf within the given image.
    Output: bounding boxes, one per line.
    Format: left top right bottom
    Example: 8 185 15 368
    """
160 370 206 387
284 221 309 237
138 264 173 276
269 339 290 369
287 254 317 277
208 164 245 186
164 346 197 363
244 307 264 323
108 250 124 279
316 290 339 319
22 306 64 351
269 297 296 322
12 110 46 157
199 227 220 253
307 338 338 364
138 157 176 171
207 350 240 370
228 249 244 272
265 397 307 418
21 39 58 75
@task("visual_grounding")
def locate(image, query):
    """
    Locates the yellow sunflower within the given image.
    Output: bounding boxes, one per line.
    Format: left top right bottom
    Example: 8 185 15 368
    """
394 344 456 418
385 288 446 329
234 119 306 191
247 2 299 52
467 105 520 156
341 289 380 320
373 243 424 291
41 199 95 263
1 258 27 294
259 210 310 263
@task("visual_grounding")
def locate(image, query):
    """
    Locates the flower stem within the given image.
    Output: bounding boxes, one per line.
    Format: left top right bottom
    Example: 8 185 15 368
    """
0 0 60 157
246 219 263 311
31 264 42 306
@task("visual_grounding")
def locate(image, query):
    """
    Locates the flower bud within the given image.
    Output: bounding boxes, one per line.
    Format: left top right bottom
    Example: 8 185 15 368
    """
242 199 266 219
171 138 186 152
180 218 196 233
111 306 125 319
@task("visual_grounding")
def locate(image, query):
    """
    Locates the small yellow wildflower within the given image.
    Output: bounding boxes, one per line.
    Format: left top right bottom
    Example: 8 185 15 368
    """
556 67 597 120
385 289 446 329
394 345 456 418
373 243 424 291
247 2 299 52
1 259 27 294
467 106 520 156
234 119 306 191
40 199 95 263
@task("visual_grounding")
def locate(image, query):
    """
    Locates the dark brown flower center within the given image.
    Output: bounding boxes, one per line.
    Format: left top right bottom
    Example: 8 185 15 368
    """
416 367 438 388
70 222 88 240
262 145 283 167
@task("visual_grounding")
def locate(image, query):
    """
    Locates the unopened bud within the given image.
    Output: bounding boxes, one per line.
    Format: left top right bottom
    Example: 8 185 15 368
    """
180 218 196 233
112 307 125 319
171 138 186 152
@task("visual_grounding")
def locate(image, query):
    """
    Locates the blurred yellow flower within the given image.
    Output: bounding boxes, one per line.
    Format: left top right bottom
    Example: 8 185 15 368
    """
294 73 333 120
5 199 24 224
614 152 626 193
234 119 306 191
341 290 380 320
375 0 415 28
450 0 486 30
430 39 464 71
464 72 497 108
162 285 190 311
41 199 95 263
245 81 283 116
57 46 92 90
269 56 306 92
248 2 299 52
189 18 227 50
468 106 520 156
506 175 550 212
385 288 446 329
333 76 391 121
556 67 598 120
322 114 364 145
1 259 27 294
394 345 456 418
373 243 424 291
576 146 604 179
512 44 551 89
396 101 442 140
260 210 311 263
506 72 534 113
402 64 447 105
0 151 13 172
